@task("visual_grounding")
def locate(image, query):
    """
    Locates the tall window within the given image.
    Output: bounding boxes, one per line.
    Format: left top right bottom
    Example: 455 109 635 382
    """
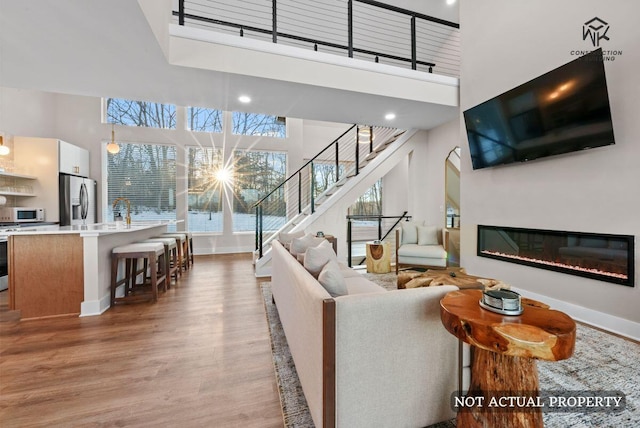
232 150 286 232
350 179 382 216
187 146 224 232
232 112 286 138
105 142 177 227
187 107 223 133
106 98 176 129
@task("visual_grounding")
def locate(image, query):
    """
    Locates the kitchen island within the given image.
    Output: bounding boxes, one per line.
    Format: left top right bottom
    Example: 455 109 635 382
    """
8 222 171 319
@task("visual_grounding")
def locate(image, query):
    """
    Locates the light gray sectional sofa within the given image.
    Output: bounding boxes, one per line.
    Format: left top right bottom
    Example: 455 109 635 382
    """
271 239 466 428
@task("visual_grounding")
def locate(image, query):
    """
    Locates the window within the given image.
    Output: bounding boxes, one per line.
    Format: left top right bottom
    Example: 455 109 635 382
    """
106 98 176 129
105 142 177 228
232 112 286 138
187 107 223 133
187 146 224 232
350 179 382 216
232 150 287 232
312 160 348 195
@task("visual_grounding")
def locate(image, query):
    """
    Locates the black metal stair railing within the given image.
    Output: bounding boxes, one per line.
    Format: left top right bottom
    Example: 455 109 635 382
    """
346 212 411 267
253 125 401 258
174 0 460 77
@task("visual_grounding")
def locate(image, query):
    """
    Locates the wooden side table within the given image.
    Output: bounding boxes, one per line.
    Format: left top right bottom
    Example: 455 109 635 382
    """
440 290 576 428
322 235 337 254
365 241 391 273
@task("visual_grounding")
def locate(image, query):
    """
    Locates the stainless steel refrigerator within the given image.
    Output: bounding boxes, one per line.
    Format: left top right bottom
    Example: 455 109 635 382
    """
59 173 97 226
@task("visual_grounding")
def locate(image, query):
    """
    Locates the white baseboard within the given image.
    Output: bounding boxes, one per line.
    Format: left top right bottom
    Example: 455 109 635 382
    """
512 287 640 342
80 294 111 317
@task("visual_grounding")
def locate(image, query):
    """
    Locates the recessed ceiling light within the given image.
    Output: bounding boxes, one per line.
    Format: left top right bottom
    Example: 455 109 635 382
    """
446 0 456 5
385 113 396 120
238 95 251 103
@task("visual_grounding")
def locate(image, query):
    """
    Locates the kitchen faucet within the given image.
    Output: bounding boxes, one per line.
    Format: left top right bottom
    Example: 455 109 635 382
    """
112 198 131 225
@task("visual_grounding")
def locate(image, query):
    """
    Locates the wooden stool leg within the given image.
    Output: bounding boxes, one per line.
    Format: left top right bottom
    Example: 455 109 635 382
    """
149 255 158 303
110 254 119 306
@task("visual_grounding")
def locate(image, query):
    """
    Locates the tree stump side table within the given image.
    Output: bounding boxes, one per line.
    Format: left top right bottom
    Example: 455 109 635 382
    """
365 241 391 273
440 289 576 428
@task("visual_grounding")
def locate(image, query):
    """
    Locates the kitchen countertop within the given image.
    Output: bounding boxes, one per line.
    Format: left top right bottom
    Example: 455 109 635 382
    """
5 221 174 237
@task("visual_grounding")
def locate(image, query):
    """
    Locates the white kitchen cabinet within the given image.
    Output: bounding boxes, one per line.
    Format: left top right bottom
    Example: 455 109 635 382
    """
13 136 91 223
59 140 90 176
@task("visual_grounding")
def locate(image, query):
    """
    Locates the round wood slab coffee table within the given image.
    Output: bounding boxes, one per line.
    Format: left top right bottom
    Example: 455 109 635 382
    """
440 289 576 428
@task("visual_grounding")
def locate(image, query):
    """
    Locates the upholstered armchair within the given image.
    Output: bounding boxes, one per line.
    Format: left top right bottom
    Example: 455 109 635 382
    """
395 221 448 274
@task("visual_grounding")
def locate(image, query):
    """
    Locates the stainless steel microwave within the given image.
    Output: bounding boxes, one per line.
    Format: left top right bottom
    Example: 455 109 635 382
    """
0 207 45 223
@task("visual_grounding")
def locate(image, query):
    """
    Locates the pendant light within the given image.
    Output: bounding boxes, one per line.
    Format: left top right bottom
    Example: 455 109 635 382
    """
357 125 371 144
0 135 10 156
106 124 120 154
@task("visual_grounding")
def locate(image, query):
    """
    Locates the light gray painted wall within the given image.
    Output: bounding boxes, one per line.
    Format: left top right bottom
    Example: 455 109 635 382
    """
459 0 640 323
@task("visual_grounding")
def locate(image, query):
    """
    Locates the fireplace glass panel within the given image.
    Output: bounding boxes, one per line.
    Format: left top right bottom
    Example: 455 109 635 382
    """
477 225 634 287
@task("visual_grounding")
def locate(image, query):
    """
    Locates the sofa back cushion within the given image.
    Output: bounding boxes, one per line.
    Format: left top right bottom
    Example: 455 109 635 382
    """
304 240 336 277
417 225 439 246
318 260 348 297
279 230 305 248
400 220 424 245
291 234 325 257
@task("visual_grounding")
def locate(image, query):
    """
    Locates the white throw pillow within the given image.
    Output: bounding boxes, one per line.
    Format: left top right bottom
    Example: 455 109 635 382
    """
304 240 337 277
290 234 325 257
279 230 305 245
401 220 423 245
417 225 439 246
318 260 348 297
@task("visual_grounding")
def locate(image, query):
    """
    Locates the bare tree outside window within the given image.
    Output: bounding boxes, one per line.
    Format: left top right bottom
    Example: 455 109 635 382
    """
312 161 348 195
187 146 224 232
350 179 382 216
187 107 223 133
105 142 177 226
232 112 286 138
106 98 176 129
232 150 287 231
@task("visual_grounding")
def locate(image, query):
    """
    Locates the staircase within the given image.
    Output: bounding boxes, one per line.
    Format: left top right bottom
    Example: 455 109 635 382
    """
254 125 419 276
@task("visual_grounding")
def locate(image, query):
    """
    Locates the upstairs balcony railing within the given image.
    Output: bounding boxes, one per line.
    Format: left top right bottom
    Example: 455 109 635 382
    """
174 0 460 77
253 125 402 258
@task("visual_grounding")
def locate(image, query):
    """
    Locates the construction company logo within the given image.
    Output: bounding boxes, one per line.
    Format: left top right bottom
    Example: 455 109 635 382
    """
583 17 609 47
570 17 622 61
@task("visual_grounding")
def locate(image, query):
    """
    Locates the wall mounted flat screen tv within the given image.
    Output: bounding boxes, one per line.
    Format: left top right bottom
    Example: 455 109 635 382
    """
464 49 615 170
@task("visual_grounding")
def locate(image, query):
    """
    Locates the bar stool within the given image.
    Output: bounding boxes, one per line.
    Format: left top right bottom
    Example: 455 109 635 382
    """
159 233 189 272
142 237 180 286
184 232 194 268
110 242 166 306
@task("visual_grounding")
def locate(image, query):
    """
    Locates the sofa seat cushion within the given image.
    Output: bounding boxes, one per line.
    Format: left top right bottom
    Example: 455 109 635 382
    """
398 243 447 259
338 263 363 278
343 276 386 295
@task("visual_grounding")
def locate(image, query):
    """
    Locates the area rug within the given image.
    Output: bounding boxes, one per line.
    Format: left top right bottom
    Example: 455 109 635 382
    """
261 279 639 428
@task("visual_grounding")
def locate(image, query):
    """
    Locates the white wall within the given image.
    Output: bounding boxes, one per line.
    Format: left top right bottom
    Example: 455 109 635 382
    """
459 0 640 328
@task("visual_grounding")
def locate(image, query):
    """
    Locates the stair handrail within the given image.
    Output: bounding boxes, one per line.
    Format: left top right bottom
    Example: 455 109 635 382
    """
252 124 356 208
346 211 411 267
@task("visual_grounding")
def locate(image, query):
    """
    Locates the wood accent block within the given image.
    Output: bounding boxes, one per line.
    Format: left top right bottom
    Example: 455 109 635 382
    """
365 241 390 273
9 234 84 319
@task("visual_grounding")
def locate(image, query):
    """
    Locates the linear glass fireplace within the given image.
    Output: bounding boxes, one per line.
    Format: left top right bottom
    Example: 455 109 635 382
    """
477 225 635 287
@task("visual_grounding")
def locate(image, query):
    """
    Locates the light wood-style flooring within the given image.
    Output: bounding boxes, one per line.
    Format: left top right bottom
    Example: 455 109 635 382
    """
0 254 284 427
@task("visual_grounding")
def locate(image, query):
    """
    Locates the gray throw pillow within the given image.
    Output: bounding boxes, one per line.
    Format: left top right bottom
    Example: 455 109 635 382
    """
304 240 336 278
318 260 348 297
